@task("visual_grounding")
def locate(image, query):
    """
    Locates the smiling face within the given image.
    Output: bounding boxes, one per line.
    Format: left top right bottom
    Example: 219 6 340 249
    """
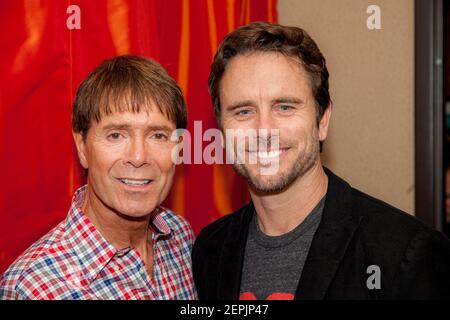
219 52 331 193
73 107 177 219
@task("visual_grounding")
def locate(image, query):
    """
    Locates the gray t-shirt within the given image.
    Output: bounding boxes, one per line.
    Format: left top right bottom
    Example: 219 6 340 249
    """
239 196 325 300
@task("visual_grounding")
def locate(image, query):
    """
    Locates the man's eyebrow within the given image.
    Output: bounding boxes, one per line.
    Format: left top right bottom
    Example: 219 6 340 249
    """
101 123 130 131
225 100 256 112
224 97 305 112
147 125 174 132
101 123 173 132
271 97 305 105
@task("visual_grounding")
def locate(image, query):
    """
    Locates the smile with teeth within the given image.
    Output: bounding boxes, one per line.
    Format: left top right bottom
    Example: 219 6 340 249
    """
118 178 152 186
257 150 282 159
248 148 289 159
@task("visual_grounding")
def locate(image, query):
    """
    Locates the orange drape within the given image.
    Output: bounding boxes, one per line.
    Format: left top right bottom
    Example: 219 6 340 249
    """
0 0 277 273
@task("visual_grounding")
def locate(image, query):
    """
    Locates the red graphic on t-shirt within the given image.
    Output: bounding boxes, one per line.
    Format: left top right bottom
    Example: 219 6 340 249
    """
239 292 295 300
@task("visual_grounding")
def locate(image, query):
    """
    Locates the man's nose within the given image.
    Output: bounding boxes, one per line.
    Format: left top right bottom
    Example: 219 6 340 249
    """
126 137 148 167
257 109 276 131
256 110 279 146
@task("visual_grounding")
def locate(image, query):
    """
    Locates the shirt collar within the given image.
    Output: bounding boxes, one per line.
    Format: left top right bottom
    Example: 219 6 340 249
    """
149 208 172 239
63 185 173 284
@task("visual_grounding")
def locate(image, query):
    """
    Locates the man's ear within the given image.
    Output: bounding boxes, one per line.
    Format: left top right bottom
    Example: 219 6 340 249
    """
318 101 333 141
73 132 89 169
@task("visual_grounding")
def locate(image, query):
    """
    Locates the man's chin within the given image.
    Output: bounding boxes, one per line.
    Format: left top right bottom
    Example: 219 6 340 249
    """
233 164 291 193
114 205 157 221
248 176 291 193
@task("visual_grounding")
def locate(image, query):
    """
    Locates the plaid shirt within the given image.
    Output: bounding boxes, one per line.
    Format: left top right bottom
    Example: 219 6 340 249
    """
0 185 197 300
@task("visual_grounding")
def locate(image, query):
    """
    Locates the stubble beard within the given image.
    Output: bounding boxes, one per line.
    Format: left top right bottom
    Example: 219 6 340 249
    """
232 132 321 194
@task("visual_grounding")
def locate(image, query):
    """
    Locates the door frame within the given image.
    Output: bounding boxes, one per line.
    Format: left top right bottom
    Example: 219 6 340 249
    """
415 0 444 230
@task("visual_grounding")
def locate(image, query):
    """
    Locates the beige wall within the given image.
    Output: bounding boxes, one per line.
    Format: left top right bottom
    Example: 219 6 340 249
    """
278 0 415 214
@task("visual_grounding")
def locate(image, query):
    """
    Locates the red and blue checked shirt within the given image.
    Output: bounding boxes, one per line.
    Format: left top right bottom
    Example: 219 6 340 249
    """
0 185 197 300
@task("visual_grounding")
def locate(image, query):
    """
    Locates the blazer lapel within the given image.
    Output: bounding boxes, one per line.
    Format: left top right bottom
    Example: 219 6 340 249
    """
295 168 363 299
217 202 254 299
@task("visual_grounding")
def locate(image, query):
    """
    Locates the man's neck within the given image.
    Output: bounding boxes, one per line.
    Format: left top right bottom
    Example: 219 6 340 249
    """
250 162 328 236
82 187 152 259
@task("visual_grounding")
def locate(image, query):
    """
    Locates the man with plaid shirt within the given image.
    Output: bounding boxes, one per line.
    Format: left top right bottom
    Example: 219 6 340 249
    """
0 55 197 300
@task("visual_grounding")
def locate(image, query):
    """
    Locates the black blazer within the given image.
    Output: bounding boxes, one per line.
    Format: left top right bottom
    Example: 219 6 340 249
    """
192 168 450 299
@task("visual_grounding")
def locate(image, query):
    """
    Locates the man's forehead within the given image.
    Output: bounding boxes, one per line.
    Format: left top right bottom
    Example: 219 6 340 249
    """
96 109 175 130
221 53 311 92
95 90 175 124
227 51 305 72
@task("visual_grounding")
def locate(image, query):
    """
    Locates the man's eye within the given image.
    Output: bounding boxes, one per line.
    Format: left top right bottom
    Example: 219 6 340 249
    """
236 109 252 116
278 105 293 111
153 133 168 141
108 132 122 139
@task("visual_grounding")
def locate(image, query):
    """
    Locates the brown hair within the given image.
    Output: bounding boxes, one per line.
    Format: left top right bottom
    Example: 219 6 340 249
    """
72 55 187 139
209 22 330 124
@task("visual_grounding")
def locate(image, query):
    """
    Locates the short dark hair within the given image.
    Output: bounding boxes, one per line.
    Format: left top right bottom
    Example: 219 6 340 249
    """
72 55 187 139
209 21 330 124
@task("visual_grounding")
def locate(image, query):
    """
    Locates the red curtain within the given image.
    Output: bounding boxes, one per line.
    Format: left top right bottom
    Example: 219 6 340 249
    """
0 0 277 273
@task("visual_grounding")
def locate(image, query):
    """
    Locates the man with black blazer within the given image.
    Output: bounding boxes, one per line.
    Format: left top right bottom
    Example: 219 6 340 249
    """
192 22 450 300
